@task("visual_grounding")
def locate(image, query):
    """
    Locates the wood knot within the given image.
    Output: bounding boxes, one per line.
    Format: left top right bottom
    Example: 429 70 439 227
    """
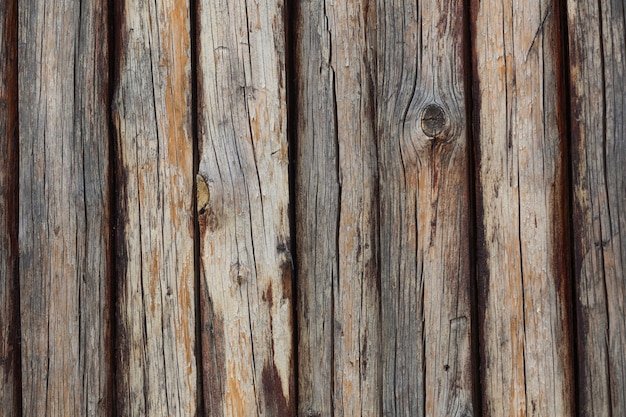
420 104 447 137
196 174 209 214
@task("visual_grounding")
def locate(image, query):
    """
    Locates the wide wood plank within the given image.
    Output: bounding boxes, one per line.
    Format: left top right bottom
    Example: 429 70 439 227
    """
567 0 626 415
0 0 18 414
471 0 575 415
112 0 197 415
294 0 381 415
377 0 474 415
18 0 111 415
196 0 294 415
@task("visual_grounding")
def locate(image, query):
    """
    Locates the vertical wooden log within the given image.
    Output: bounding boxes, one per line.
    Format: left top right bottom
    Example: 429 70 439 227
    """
0 0 18 414
472 0 574 415
18 0 111 415
196 0 294 415
567 0 626 415
377 0 474 415
294 0 380 415
112 0 197 415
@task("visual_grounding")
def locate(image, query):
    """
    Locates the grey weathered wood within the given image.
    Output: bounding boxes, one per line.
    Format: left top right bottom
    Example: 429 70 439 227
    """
472 0 575 415
294 0 381 415
0 0 18 414
377 0 474 415
196 0 294 415
18 0 111 415
567 0 626 415
111 1 198 415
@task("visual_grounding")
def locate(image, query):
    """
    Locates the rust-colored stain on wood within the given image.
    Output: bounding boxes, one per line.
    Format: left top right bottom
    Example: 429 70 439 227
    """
2 0 625 415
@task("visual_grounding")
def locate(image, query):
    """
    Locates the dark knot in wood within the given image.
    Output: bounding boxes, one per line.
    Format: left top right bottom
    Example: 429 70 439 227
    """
421 104 446 137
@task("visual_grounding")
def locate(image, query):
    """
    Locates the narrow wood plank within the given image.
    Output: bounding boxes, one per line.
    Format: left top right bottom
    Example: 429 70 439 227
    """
196 0 294 415
18 0 112 415
294 0 381 415
567 0 626 415
112 0 198 415
0 0 19 414
472 0 575 415
377 0 475 415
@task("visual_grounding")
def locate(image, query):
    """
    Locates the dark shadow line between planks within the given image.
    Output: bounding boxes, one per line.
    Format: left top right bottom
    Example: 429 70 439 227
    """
284 0 300 412
463 1 483 416
553 0 579 413
108 0 121 413
7 0 22 412
556 0 581 414
189 0 206 413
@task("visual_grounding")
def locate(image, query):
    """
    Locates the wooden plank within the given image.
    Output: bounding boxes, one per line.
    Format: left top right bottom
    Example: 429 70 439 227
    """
0 0 19 414
294 0 381 415
18 0 112 415
377 0 475 415
196 0 294 415
111 0 198 415
567 0 626 415
471 0 575 415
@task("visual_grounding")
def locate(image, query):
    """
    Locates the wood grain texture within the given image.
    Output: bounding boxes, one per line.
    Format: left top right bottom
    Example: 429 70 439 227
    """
472 0 574 415
567 0 626 415
294 0 381 415
112 0 197 415
18 0 111 415
377 0 474 415
196 0 294 415
0 0 19 414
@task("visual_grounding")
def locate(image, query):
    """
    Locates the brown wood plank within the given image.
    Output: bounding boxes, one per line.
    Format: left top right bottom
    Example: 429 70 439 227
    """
294 0 381 415
377 0 475 415
567 0 626 415
17 0 112 415
111 0 198 415
196 0 294 415
0 0 18 414
471 0 575 415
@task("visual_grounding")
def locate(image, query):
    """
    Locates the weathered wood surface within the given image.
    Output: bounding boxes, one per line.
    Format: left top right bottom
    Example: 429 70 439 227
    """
5 1 626 415
0 0 18 415
472 0 575 415
196 0 294 415
112 0 198 415
294 0 381 415
377 0 475 415
567 0 626 415
18 0 112 415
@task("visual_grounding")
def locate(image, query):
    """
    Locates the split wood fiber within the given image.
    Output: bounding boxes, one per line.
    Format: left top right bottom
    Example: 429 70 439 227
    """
377 0 475 415
567 0 626 415
294 0 381 415
196 0 295 414
112 0 198 414
18 0 112 415
472 0 575 415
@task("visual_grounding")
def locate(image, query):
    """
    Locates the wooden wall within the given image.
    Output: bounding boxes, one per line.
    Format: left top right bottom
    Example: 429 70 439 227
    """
1 0 625 415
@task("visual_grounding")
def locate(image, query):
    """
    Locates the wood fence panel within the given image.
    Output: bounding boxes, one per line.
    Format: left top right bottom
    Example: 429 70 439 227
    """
0 0 18 415
6 1 626 415
112 0 198 415
196 0 294 415
294 0 380 415
472 0 574 415
18 0 111 415
567 0 626 415
377 0 474 415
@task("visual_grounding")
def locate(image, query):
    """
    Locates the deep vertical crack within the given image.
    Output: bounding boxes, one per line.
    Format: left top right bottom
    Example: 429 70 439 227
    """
463 0 483 415
189 0 205 412
283 0 299 410
107 0 121 413
557 0 580 414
